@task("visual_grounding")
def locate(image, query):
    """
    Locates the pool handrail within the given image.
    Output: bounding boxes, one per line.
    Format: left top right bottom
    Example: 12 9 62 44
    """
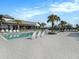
26 31 38 39
37 31 42 38
31 31 38 39
41 30 46 37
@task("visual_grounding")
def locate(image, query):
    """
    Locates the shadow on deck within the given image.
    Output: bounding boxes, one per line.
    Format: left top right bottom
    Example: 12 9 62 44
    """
68 32 79 37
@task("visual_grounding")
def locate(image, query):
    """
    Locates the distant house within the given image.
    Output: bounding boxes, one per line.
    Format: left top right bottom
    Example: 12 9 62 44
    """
0 14 39 31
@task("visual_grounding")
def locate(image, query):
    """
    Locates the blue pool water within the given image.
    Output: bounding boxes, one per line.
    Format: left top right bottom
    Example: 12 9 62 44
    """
2 32 33 40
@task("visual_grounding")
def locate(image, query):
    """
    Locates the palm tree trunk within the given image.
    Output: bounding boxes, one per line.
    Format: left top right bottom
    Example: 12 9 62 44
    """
52 22 54 29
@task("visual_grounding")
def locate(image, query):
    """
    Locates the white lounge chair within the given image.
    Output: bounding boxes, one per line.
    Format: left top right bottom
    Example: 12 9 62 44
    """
16 30 20 32
13 30 16 32
1 29 5 33
10 30 12 33
6 29 9 32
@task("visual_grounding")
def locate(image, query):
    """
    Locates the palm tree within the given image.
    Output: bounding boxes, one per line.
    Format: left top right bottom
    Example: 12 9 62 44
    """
47 14 60 30
39 23 46 28
14 20 22 30
59 21 67 31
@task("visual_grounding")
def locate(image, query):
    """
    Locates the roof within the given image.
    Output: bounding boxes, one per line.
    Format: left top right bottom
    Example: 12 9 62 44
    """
6 20 37 26
6 20 16 24
0 14 14 19
21 20 36 26
0 14 37 26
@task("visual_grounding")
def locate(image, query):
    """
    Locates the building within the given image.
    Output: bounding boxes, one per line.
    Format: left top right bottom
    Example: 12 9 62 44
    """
0 14 39 31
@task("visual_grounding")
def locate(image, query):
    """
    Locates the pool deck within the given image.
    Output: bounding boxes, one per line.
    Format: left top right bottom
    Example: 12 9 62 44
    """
0 32 79 59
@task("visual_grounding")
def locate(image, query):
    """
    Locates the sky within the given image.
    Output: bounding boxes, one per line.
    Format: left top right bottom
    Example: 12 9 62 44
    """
0 0 79 26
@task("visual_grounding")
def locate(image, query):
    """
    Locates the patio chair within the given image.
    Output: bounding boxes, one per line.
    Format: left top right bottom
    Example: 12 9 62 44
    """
16 30 20 32
10 30 12 33
1 29 5 33
6 29 9 32
13 30 16 32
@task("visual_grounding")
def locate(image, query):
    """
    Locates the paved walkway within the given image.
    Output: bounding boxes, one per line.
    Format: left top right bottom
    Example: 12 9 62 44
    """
0 32 79 59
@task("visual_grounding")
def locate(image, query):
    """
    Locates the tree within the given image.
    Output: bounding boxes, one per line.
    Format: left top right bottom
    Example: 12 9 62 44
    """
47 14 60 30
59 21 67 31
38 22 46 30
39 23 46 28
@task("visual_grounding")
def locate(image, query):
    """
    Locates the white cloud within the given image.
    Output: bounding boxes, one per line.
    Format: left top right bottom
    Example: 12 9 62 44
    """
11 0 79 20
12 7 49 20
73 17 79 19
50 2 79 13
75 0 79 3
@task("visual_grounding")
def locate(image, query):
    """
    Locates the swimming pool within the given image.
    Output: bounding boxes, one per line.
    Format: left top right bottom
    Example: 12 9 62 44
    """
1 32 33 40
